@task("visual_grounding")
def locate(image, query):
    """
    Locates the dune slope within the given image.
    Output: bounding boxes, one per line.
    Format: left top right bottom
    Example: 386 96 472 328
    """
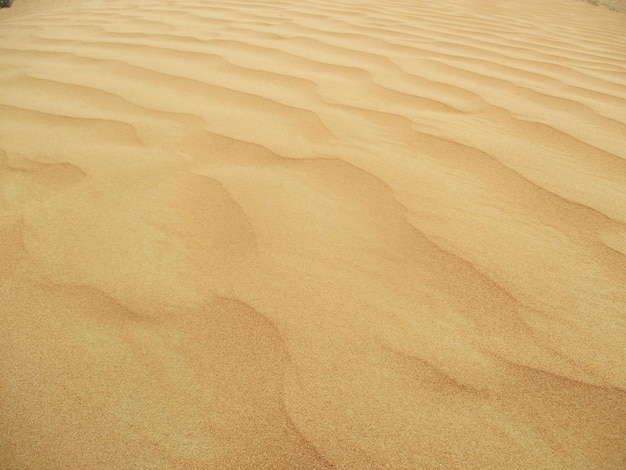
1 0 626 468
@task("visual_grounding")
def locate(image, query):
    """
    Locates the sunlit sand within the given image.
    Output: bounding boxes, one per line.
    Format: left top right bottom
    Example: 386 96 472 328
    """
1 0 625 467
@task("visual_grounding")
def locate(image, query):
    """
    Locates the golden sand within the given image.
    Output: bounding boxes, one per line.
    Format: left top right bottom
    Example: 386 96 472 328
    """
1 0 625 467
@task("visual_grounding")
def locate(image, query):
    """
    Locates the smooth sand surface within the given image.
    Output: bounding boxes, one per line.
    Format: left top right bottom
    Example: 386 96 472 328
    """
1 0 626 468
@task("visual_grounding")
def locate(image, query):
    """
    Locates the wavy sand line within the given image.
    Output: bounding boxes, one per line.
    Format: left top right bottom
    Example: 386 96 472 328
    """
2 0 626 468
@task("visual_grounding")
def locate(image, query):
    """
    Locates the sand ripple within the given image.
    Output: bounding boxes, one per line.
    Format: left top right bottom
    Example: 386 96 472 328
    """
1 0 625 468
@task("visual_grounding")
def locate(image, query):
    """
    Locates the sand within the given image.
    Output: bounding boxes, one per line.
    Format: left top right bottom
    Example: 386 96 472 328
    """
1 0 625 468
583 0 626 13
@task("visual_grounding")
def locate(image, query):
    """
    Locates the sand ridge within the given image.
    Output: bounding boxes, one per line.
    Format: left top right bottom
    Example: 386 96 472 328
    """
1 0 626 468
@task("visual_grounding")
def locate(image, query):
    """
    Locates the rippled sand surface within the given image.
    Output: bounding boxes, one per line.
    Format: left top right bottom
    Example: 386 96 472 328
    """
1 0 626 468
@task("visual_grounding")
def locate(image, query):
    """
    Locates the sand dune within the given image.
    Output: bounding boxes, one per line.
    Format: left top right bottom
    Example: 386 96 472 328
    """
1 0 626 468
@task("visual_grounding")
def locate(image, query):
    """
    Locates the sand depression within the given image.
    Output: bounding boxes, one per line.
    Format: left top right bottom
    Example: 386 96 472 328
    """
1 0 626 468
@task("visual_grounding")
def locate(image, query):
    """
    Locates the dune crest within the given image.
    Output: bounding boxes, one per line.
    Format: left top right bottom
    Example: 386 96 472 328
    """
1 0 625 468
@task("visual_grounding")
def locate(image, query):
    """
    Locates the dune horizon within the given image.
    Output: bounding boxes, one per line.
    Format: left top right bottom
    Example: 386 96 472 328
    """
2 0 626 468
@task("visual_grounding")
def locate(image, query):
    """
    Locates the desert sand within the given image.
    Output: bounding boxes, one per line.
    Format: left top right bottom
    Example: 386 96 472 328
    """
1 0 626 468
